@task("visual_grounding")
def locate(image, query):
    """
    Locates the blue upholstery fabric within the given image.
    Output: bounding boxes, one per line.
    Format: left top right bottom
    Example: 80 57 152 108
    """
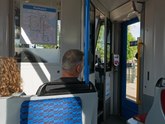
20 97 82 124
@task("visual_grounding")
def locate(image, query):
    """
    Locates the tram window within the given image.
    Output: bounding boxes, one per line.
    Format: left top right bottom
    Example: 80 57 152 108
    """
14 0 61 63
95 14 111 72
106 43 111 70
96 24 105 63
106 20 112 71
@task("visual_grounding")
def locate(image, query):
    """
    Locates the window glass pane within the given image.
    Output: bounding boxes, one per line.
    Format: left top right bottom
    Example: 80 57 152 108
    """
106 21 111 71
14 0 61 63
96 24 105 63
126 22 140 101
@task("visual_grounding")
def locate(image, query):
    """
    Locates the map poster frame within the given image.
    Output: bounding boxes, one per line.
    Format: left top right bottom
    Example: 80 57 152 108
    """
20 3 57 44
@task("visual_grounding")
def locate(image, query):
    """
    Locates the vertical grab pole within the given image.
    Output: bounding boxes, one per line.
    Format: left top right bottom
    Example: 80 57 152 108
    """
84 0 90 84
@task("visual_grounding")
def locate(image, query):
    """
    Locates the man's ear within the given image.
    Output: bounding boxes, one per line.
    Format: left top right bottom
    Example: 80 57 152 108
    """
76 64 82 73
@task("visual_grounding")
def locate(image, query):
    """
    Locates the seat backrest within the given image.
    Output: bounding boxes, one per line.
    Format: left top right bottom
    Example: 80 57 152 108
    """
20 97 82 124
146 78 165 124
0 92 97 124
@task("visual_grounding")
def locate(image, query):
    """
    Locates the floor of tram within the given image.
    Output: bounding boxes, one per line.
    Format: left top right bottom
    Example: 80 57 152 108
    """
101 115 126 124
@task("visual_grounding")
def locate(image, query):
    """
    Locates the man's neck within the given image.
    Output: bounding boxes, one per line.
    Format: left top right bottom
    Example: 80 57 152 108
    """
62 72 79 78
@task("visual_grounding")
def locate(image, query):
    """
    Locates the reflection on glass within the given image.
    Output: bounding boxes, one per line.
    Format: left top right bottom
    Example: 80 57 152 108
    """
106 24 111 71
126 22 140 102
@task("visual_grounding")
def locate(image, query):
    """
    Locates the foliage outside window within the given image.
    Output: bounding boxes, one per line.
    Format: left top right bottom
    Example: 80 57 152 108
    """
96 24 105 63
127 28 137 61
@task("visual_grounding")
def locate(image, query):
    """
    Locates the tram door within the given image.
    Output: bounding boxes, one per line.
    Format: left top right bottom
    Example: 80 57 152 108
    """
121 18 141 119
95 10 105 123
95 9 112 122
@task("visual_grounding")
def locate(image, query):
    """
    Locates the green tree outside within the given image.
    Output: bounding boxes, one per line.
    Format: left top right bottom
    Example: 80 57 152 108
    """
95 23 137 63
96 25 105 62
127 28 137 61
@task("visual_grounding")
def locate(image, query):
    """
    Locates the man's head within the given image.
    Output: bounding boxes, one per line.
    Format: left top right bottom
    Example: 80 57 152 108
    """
62 49 84 77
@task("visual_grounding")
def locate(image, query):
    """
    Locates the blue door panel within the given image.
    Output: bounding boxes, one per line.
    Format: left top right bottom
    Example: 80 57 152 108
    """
121 18 139 119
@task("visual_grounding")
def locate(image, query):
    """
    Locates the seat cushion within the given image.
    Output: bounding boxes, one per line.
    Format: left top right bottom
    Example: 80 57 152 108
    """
161 90 165 114
133 113 147 123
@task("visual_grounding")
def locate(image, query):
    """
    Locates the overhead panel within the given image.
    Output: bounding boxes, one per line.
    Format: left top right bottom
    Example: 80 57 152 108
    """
98 0 129 12
110 0 144 22
110 1 135 22
97 0 144 22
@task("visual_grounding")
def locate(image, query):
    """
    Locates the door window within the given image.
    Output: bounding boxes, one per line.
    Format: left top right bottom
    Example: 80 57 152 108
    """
126 22 140 102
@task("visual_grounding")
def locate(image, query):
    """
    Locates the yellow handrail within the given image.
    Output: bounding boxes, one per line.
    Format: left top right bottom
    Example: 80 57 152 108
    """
136 37 143 104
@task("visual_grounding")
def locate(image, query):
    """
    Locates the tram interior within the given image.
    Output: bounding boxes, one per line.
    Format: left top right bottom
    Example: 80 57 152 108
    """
14 0 141 122
1 0 165 123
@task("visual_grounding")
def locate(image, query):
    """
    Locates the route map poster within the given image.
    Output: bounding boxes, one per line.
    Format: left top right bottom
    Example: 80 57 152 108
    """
21 4 57 44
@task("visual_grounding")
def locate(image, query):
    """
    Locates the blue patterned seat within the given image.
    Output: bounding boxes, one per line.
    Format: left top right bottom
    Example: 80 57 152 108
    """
20 97 82 124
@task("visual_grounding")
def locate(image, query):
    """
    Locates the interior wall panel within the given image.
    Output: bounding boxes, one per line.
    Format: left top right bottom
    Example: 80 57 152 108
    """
61 0 82 59
143 0 165 96
0 0 10 56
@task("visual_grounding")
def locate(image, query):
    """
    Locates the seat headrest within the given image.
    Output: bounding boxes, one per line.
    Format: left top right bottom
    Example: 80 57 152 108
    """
36 81 96 96
156 78 165 87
